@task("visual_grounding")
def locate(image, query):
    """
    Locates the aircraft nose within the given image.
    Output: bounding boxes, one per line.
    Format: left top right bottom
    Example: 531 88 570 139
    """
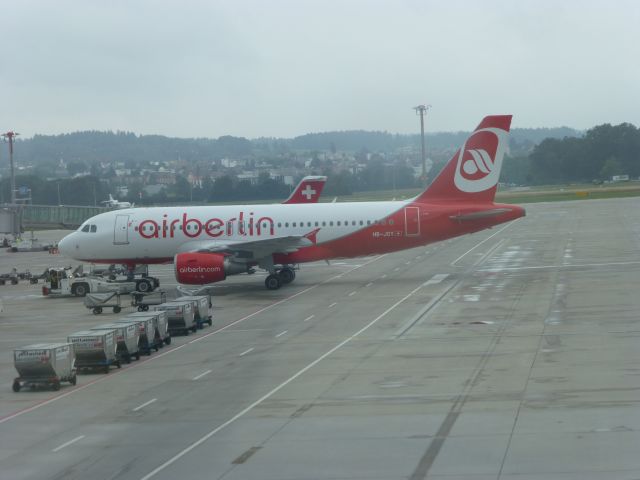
58 232 77 258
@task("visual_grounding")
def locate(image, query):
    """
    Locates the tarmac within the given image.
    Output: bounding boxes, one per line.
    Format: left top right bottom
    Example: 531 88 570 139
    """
0 196 639 480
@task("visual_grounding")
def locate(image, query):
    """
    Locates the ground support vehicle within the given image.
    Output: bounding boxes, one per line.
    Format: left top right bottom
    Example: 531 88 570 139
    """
67 330 120 374
43 267 157 297
175 295 213 329
84 292 123 314
13 343 77 392
126 310 171 346
131 290 167 312
115 316 158 355
153 301 196 336
90 323 140 363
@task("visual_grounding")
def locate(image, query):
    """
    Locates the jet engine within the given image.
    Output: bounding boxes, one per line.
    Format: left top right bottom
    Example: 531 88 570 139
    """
174 253 228 285
174 252 252 285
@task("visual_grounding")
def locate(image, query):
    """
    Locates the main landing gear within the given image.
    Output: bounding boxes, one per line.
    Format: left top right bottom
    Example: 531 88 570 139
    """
264 266 296 290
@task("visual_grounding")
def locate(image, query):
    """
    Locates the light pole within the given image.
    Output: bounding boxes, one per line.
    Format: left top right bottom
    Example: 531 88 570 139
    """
413 105 431 185
2 131 20 239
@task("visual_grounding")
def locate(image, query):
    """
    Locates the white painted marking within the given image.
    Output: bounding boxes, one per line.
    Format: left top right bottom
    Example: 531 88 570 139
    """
348 291 357 296
394 267 400 271
192 370 212 381
381 274 387 279
303 315 315 322
451 220 520 266
480 260 640 272
328 302 337 308
366 282 373 287
52 435 85 452
275 330 288 338
239 348 254 356
405 261 411 265
423 274 449 286
139 276 428 480
133 398 157 412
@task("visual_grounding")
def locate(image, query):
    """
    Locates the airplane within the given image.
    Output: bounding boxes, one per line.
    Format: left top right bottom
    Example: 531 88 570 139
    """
59 115 525 290
282 175 326 204
101 176 324 211
101 194 134 209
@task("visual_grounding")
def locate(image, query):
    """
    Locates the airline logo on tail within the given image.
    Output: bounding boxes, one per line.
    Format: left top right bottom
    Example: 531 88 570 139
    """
454 127 508 193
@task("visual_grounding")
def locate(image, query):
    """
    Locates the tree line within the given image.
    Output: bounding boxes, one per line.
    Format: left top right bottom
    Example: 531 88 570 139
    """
499 123 639 185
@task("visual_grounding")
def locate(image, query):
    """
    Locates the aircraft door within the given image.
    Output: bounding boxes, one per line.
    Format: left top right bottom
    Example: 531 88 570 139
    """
114 214 130 245
404 206 420 236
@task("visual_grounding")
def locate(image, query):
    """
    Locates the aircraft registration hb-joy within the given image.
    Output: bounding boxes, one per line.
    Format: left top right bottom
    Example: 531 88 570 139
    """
59 115 525 290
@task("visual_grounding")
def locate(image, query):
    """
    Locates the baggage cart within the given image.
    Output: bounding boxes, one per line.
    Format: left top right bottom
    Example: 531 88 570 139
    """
126 310 171 346
175 295 213 329
12 343 77 392
130 290 167 311
115 316 158 355
68 330 120 373
90 323 140 363
84 292 123 314
153 301 196 336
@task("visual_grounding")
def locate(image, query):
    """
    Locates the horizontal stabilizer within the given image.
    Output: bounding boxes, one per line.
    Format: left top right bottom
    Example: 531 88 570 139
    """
449 208 513 221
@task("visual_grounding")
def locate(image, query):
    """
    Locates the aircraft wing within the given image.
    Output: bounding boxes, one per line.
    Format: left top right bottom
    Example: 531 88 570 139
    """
191 232 318 259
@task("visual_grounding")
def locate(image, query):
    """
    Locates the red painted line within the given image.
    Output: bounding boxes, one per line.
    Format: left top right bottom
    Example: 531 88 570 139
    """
0 255 385 426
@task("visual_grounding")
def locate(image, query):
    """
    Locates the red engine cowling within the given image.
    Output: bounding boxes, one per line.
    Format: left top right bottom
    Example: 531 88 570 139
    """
174 253 227 285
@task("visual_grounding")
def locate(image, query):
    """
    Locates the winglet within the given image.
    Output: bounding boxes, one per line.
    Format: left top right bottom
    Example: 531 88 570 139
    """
303 228 321 245
283 176 327 204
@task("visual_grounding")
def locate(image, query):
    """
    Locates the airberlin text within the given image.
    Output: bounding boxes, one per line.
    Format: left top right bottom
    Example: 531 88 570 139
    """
138 212 275 239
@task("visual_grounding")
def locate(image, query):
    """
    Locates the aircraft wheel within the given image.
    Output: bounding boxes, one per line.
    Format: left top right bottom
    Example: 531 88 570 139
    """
278 268 295 284
136 279 152 293
265 274 281 290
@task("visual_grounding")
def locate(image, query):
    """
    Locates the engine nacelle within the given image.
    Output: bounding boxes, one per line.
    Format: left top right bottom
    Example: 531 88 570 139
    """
174 253 227 285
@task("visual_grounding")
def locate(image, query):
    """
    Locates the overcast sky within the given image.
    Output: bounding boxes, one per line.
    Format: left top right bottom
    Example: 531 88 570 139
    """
2 0 639 138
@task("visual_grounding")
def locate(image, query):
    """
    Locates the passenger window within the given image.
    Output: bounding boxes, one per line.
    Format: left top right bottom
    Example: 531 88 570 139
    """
293 222 297 227
352 221 356 226
359 220 363 225
329 221 334 226
285 222 289 227
307 222 311 227
337 221 341 226
322 221 326 227
81 225 90 232
90 225 97 233
389 219 394 225
315 221 319 227
367 220 371 225
277 222 282 228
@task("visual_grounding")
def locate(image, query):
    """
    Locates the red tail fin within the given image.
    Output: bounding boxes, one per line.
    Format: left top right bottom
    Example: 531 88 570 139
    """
416 115 512 204
282 176 327 204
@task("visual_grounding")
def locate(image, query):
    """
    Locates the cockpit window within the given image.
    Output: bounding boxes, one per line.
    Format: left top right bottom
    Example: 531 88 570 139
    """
90 225 97 233
81 225 90 232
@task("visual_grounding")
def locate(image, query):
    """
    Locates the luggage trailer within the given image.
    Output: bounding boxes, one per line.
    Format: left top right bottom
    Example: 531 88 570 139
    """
13 343 77 392
68 330 120 374
175 295 213 329
125 310 171 346
90 323 140 364
152 301 196 336
114 317 158 355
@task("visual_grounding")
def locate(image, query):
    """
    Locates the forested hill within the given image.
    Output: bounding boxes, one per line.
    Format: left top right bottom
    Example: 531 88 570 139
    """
13 127 579 165
289 127 579 152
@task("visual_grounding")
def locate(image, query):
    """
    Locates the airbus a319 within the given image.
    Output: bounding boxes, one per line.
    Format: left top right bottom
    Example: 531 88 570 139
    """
59 115 525 290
